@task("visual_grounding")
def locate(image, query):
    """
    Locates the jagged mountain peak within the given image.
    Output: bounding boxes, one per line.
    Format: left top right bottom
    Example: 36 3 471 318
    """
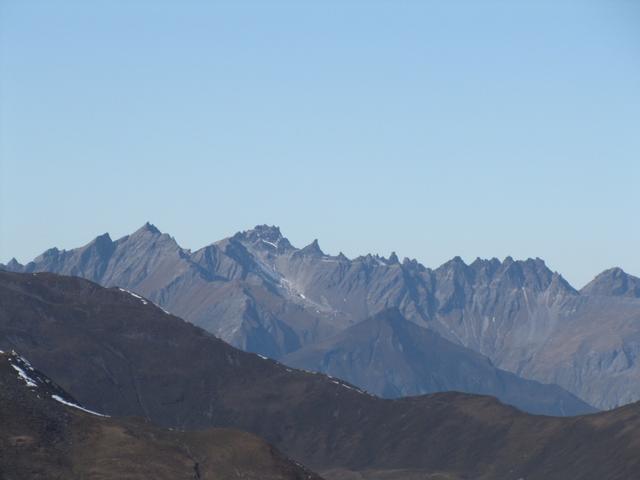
500 256 549 274
581 267 640 298
233 224 294 252
494 257 575 293
436 256 471 279
43 246 61 256
81 232 114 252
241 224 283 241
94 232 113 243
432 255 576 296
451 255 467 265
131 221 162 237
388 251 400 264
298 239 324 256
352 253 401 266
468 256 548 271
469 257 501 273
401 257 428 272
3 257 23 271
120 223 183 253
32 247 62 264
503 255 515 264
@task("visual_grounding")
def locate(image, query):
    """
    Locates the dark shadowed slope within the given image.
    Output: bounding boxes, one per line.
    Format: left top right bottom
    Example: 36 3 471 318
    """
1 271 640 480
0 350 320 480
282 309 595 415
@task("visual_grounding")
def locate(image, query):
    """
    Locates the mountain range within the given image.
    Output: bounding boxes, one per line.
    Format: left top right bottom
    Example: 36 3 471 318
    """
3 223 640 410
2 270 640 480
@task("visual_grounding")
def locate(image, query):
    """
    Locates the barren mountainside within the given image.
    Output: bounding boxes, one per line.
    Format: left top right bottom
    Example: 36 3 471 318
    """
282 308 594 415
0 350 321 480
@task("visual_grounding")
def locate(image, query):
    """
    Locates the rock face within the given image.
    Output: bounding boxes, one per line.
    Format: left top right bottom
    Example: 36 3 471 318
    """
2 270 640 480
0 350 322 480
4 224 640 409
282 308 595 416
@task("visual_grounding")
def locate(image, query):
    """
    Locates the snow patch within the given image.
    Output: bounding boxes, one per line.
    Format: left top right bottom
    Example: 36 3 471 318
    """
118 287 148 305
261 239 278 249
280 278 313 306
51 395 109 417
11 364 37 388
330 379 360 392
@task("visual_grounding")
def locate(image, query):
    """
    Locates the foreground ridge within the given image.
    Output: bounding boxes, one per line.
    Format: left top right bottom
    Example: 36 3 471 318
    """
0 270 639 480
0 348 321 480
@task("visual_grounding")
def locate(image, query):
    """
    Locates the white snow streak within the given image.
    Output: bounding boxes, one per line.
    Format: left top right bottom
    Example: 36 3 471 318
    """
118 287 148 305
330 379 361 392
11 364 37 388
261 239 278 249
51 395 109 417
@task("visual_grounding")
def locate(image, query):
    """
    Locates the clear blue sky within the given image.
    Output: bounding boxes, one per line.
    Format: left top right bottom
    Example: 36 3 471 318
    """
1 0 638 288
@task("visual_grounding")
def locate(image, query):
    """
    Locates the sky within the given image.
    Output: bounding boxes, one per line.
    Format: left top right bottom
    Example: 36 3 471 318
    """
0 0 638 288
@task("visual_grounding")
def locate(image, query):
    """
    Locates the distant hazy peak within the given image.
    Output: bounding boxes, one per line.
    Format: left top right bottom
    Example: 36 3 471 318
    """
581 267 640 298
4 258 22 271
